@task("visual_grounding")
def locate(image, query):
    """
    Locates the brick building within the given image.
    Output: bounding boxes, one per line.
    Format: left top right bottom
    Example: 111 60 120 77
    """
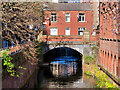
99 1 120 84
52 0 99 30
42 3 97 43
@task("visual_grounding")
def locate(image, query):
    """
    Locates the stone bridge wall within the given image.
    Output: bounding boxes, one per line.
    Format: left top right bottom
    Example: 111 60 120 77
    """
43 43 96 57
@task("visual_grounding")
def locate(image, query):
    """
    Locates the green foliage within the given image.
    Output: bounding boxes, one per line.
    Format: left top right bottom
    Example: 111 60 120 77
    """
2 50 27 77
95 71 117 88
87 71 91 75
84 56 95 64
18 66 27 70
84 65 118 88
94 66 118 88
91 46 96 51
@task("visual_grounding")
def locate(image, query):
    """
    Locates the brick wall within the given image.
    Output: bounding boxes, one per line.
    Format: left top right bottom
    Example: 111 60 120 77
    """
42 10 98 42
2 49 38 88
44 11 93 35
99 1 120 81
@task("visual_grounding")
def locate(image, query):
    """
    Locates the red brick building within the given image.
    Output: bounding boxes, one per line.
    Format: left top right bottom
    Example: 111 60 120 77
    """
99 1 120 84
42 3 97 42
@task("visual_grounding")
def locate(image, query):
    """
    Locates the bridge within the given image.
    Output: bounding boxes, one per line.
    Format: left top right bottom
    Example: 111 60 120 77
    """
40 34 98 62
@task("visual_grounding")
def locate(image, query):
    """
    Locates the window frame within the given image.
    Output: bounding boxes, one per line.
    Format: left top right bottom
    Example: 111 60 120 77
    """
78 27 85 36
65 27 70 35
78 13 85 22
65 13 70 22
50 27 58 35
92 32 96 36
51 13 57 22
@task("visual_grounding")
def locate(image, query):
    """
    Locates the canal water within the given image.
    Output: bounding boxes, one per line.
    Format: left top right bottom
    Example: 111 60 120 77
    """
22 56 96 89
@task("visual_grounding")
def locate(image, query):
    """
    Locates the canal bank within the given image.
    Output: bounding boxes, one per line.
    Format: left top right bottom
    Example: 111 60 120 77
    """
83 46 120 89
2 42 43 88
2 42 119 89
83 63 119 88
20 61 120 89
2 50 39 88
21 58 97 89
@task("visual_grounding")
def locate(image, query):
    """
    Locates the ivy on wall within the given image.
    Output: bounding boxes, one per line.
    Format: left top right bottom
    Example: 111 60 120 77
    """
2 49 27 77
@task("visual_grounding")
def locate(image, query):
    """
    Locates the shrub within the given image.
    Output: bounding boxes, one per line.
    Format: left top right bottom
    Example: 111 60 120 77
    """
2 49 27 77
84 56 95 64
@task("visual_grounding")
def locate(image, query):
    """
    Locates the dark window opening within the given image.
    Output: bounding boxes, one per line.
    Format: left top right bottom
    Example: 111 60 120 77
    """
51 13 57 22
78 13 85 22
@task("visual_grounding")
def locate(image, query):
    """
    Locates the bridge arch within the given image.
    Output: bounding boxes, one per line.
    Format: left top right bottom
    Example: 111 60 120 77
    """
43 47 83 62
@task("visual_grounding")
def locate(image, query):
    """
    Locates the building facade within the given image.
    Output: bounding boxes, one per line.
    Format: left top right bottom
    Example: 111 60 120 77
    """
99 1 120 84
52 0 100 30
42 3 97 43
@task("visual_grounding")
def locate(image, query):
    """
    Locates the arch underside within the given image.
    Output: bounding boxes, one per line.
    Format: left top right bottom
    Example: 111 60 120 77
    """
43 47 83 62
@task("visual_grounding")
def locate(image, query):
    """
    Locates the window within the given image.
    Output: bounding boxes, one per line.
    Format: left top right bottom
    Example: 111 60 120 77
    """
51 13 57 22
78 27 85 35
29 24 33 29
50 27 58 35
3 40 8 48
65 13 70 22
65 28 70 35
92 32 96 36
78 13 85 22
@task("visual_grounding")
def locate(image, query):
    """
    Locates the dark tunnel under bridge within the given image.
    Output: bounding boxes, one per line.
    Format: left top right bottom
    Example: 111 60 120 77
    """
43 47 83 63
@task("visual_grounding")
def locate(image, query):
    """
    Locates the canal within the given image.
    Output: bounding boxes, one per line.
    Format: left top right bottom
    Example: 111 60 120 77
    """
22 59 95 89
21 47 96 89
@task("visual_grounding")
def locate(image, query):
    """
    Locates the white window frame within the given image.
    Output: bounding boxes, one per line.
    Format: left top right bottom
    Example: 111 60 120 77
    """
50 27 58 35
78 13 85 22
65 27 70 35
51 13 57 22
92 32 96 36
78 27 85 35
65 13 70 22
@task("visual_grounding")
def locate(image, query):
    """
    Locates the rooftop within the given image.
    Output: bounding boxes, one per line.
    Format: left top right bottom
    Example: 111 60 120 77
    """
45 3 93 11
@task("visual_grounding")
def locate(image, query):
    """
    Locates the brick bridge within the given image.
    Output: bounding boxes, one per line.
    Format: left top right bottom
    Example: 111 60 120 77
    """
40 35 97 62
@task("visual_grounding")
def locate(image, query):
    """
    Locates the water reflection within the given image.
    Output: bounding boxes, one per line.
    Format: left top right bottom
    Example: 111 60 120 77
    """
50 60 77 77
22 56 95 88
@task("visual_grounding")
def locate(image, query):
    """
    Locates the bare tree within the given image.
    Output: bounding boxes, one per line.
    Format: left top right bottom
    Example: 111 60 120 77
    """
2 2 45 44
2 2 46 64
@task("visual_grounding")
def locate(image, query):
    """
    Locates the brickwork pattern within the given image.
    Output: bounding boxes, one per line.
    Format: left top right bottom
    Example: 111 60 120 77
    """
99 2 120 80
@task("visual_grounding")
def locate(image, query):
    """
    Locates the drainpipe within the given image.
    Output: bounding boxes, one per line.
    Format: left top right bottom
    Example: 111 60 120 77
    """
96 0 100 68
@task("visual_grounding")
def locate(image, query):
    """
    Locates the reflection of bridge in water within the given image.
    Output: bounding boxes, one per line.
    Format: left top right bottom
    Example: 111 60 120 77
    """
50 60 77 77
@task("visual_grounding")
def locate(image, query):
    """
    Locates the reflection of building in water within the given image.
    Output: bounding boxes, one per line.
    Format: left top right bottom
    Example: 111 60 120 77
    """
50 61 77 77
